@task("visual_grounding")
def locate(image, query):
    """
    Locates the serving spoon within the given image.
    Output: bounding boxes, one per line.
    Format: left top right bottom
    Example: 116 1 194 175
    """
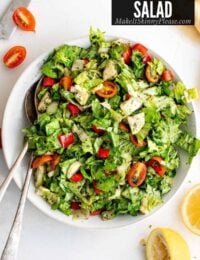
0 79 41 203
0 78 42 260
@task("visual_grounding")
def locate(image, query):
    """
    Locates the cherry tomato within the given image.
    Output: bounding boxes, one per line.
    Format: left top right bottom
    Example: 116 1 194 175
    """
70 173 84 182
90 209 102 216
132 43 148 55
3 46 26 68
130 135 146 147
145 65 160 83
93 181 103 194
146 156 166 176
123 47 132 64
97 148 110 159
42 77 55 87
32 155 53 169
95 81 118 98
13 7 36 31
70 202 80 210
50 154 61 170
92 125 105 134
60 76 73 90
161 70 174 82
127 162 147 187
67 103 81 116
58 133 74 148
142 54 152 64
119 123 129 133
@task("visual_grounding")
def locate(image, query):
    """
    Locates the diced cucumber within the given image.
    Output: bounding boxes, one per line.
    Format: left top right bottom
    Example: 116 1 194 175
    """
47 101 59 114
34 165 45 188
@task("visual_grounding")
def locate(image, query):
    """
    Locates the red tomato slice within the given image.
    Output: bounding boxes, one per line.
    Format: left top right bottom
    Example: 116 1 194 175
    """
146 156 166 176
92 125 105 134
95 81 118 98
127 162 147 187
132 43 148 55
123 47 132 64
13 7 36 31
97 148 110 159
50 154 61 170
70 202 80 210
93 181 103 194
70 173 84 182
119 123 129 133
60 76 73 90
142 54 152 64
90 209 102 216
130 135 146 147
67 103 81 116
161 70 174 81
3 46 26 68
43 77 55 87
58 133 74 148
32 155 53 169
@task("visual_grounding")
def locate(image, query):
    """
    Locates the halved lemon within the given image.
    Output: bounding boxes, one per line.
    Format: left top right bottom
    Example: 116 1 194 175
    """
181 183 200 235
146 228 190 260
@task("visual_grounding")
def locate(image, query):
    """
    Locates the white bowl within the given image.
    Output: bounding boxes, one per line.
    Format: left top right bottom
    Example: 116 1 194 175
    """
2 36 197 229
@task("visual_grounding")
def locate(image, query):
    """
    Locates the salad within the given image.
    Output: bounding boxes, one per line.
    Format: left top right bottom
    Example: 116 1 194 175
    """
23 28 200 220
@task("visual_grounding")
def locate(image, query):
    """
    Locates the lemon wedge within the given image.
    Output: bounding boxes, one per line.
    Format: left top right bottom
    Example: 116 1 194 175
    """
146 227 190 260
181 184 200 235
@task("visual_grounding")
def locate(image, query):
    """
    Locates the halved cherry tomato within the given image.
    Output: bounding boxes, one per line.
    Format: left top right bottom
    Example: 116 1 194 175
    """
50 154 61 170
97 148 110 159
13 7 36 31
145 65 160 83
123 47 132 64
142 54 152 64
67 103 81 116
130 135 146 147
60 76 73 90
161 70 174 82
90 209 102 216
119 123 129 133
146 156 166 176
93 181 103 194
70 173 84 182
127 162 147 187
3 46 26 68
43 77 55 87
132 43 148 55
70 201 80 210
92 125 105 134
32 155 53 169
58 133 74 148
95 81 117 98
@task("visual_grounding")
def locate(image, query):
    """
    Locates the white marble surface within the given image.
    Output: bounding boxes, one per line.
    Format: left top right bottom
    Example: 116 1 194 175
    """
0 0 200 259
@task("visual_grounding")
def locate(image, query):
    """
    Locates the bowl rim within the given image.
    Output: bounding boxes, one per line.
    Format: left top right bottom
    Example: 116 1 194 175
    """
1 34 197 229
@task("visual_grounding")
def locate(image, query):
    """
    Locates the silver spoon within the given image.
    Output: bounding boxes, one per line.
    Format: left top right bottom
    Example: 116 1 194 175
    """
0 78 42 260
0 79 41 203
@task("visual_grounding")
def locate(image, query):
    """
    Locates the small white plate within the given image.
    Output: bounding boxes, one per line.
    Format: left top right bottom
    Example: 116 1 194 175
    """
2 36 197 229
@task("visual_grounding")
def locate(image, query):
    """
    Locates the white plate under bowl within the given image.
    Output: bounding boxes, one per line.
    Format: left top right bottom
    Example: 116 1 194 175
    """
2 36 197 229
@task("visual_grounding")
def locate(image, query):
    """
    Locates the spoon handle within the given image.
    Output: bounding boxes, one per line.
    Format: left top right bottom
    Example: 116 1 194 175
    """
1 155 33 260
0 142 28 203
